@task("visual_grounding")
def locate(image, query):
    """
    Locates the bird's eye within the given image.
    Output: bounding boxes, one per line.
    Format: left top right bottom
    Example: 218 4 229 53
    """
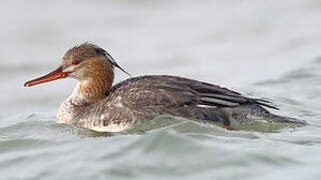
72 59 80 65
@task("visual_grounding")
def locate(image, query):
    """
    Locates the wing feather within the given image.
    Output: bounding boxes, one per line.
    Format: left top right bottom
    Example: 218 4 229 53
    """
110 75 278 110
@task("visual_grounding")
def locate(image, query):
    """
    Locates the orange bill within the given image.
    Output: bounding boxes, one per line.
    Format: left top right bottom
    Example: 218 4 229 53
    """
24 66 70 87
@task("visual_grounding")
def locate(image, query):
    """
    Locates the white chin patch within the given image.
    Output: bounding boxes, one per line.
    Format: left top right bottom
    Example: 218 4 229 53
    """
62 66 76 73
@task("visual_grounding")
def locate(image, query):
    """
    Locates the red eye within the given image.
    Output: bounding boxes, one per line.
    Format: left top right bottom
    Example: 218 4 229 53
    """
72 59 80 65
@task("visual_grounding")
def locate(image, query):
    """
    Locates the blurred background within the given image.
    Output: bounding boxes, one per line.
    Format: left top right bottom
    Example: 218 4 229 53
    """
1 0 321 115
1 0 321 180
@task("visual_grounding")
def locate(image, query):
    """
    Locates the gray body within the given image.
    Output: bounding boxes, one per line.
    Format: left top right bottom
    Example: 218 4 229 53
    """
57 75 305 132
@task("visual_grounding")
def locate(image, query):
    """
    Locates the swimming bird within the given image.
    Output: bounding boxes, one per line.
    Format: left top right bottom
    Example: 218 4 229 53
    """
24 43 305 132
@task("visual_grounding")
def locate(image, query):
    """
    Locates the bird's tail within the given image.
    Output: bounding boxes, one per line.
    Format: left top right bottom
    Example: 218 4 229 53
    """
219 104 307 131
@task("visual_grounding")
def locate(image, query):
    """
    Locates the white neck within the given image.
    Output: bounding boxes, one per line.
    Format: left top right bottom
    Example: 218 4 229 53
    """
68 78 110 106
69 82 87 105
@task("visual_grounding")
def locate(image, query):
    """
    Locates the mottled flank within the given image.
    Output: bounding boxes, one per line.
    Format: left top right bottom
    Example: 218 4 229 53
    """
26 43 306 132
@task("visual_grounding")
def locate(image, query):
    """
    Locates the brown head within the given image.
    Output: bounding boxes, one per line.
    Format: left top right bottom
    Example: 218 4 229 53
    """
24 43 130 100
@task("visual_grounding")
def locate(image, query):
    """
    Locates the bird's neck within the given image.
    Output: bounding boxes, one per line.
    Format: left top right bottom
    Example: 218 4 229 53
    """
70 71 114 105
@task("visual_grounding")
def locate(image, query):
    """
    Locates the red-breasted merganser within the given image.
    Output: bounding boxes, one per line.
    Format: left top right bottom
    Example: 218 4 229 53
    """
24 43 305 132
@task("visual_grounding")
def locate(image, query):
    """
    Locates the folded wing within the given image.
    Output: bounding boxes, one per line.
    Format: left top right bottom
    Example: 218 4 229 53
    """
110 75 278 110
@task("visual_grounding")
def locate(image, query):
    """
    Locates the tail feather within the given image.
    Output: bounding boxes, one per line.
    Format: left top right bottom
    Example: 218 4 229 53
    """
220 104 307 126
263 113 307 124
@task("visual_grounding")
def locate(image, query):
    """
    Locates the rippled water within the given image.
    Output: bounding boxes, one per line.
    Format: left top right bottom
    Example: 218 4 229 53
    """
1 0 321 179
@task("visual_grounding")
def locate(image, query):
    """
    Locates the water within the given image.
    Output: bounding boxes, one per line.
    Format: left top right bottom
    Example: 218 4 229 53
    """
1 0 321 179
